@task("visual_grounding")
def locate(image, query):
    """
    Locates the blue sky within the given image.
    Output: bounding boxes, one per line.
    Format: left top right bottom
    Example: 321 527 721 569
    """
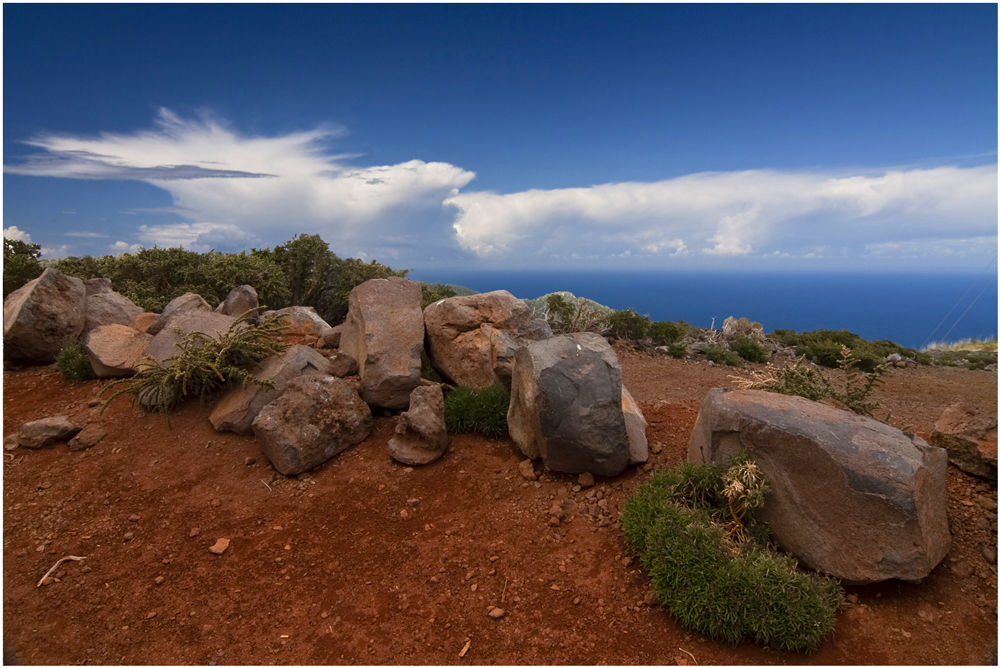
3 3 997 272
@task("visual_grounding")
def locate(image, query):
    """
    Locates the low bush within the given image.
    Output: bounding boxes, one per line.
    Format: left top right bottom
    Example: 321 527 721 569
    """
621 457 844 652
770 329 914 372
605 308 651 340
729 335 769 364
705 345 744 368
4 238 43 298
420 282 457 310
647 320 688 346
444 384 510 437
666 342 688 358
101 310 287 418
55 341 96 382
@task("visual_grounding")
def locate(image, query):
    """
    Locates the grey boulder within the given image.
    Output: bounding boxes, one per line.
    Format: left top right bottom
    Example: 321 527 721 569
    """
18 416 82 449
688 388 951 584
215 285 259 319
210 345 331 435
340 277 424 410
148 293 212 335
507 332 631 477
84 291 144 334
3 268 86 364
388 385 449 465
143 311 237 366
252 375 373 476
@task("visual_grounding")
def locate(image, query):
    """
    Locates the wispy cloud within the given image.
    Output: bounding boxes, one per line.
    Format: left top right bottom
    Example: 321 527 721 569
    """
445 166 998 263
65 231 108 238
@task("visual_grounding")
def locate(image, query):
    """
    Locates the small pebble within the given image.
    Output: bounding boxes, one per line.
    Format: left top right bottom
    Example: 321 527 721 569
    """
146 611 157 620
245 457 257 466
320 612 328 619
210 499 221 507
154 576 165 585
189 528 200 537
573 597 581 605
487 608 505 619
209 538 230 555
272 525 283 531
123 532 134 541
128 514 141 522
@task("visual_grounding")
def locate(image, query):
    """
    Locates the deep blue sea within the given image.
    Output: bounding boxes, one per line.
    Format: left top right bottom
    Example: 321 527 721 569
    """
408 269 998 350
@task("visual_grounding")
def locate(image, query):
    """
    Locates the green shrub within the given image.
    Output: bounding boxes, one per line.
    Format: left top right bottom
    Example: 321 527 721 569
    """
770 329 914 372
648 320 688 346
729 335 769 364
705 345 744 368
666 342 688 358
444 384 510 437
102 310 287 418
421 282 458 309
55 341 96 382
4 237 43 298
621 457 844 652
605 308 651 340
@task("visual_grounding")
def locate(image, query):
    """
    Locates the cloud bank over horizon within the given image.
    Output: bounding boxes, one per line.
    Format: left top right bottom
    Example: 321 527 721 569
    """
5 110 997 268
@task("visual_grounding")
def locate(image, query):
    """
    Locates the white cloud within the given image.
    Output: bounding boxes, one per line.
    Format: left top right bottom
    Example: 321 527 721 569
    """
109 241 143 255
5 109 476 259
39 244 70 259
3 226 32 243
136 222 256 253
445 166 998 263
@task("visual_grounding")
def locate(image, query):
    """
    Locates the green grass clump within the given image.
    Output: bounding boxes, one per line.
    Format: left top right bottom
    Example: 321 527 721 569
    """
55 340 96 382
729 335 769 364
101 310 287 417
621 458 844 653
771 329 914 372
444 384 510 437
705 345 744 368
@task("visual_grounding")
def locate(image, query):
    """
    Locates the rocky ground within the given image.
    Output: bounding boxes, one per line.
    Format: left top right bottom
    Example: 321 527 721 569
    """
3 343 997 665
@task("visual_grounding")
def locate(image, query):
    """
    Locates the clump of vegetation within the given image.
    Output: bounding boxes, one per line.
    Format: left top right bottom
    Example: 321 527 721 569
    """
621 455 844 653
731 346 891 420
101 310 287 418
771 328 914 372
705 345 744 368
3 237 44 297
920 338 997 371
665 342 688 358
444 384 510 437
605 308 651 340
55 341 96 382
729 334 769 363
647 320 689 346
420 282 458 309
530 293 611 335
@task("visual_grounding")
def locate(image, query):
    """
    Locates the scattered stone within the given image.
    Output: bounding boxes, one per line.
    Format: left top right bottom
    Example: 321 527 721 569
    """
573 597 581 605
128 514 140 522
252 375 374 476
487 607 505 619
388 385 449 465
146 611 157 620
210 345 331 435
3 268 86 364
189 528 200 537
689 388 951 584
154 576 165 585
328 351 359 378
124 532 134 541
423 290 552 389
508 333 631 476
245 457 257 466
4 434 19 450
577 472 595 489
214 285 258 318
210 499 221 507
68 424 108 451
339 278 424 410
518 458 537 481
18 416 82 449
981 543 997 565
931 403 997 481
209 538 230 555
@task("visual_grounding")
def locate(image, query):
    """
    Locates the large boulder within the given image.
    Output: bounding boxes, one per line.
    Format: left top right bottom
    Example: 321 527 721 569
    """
209 345 331 435
215 285 259 319
3 268 86 364
84 324 153 378
252 375 373 476
424 290 553 389
388 385 449 465
931 403 998 480
507 332 631 477
148 293 212 335
622 386 649 465
688 388 951 584
84 277 114 296
84 291 144 334
340 278 424 410
18 416 82 449
143 311 237 366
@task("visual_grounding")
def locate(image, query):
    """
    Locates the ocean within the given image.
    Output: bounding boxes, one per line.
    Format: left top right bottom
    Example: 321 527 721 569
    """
408 269 998 350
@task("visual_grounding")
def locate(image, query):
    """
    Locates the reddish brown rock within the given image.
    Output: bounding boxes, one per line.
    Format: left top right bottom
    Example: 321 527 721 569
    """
68 424 108 451
688 388 951 584
84 324 152 378
931 403 997 480
340 278 424 410
130 312 158 333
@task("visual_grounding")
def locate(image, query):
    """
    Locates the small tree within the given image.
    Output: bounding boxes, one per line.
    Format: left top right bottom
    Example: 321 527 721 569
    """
3 237 43 297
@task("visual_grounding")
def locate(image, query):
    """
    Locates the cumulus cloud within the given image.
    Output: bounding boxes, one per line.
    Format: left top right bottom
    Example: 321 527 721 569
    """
5 109 476 258
3 226 32 242
445 166 998 263
109 241 143 255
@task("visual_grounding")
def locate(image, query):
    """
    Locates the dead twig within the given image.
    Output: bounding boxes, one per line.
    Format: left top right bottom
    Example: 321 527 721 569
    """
678 647 698 665
458 638 471 658
260 479 272 491
37 555 86 587
501 577 508 601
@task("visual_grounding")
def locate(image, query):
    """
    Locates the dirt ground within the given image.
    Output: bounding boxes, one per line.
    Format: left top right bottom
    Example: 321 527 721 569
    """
3 344 997 665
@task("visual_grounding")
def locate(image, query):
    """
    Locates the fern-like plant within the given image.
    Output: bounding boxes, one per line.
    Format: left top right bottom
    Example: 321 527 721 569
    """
101 309 287 418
